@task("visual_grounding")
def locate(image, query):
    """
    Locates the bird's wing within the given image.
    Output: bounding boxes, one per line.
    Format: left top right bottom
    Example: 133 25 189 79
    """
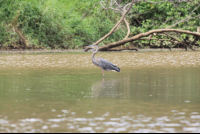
96 57 120 72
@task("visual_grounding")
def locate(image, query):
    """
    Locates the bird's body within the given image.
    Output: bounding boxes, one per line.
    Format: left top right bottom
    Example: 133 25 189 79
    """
85 44 120 77
92 57 120 72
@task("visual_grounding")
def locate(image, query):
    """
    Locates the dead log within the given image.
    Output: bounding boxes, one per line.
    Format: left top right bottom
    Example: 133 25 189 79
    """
98 29 200 51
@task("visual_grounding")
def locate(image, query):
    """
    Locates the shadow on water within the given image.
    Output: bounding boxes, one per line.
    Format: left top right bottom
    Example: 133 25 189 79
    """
91 78 122 99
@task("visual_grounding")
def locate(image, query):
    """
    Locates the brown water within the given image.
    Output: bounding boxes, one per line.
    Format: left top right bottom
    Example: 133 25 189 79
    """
0 51 200 133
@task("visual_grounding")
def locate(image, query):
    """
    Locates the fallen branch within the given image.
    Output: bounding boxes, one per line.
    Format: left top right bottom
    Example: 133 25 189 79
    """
140 37 178 47
105 47 138 51
164 32 196 51
140 37 176 42
98 29 200 51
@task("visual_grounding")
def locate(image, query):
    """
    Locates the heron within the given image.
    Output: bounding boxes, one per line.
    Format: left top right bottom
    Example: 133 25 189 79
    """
84 44 120 77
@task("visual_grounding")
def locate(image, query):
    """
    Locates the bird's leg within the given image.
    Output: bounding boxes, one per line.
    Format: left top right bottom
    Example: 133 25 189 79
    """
101 69 105 78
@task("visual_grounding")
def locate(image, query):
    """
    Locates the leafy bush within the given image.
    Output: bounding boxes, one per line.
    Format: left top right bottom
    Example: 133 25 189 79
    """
0 0 200 49
0 0 125 49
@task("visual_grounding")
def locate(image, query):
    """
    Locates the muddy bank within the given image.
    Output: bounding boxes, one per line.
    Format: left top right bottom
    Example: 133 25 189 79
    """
0 48 200 54
0 51 199 70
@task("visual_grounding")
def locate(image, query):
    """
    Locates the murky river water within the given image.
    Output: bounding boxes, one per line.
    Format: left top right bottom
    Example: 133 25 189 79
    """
0 51 200 133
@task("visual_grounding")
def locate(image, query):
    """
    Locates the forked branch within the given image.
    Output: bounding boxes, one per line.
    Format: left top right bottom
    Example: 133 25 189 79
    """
94 0 135 45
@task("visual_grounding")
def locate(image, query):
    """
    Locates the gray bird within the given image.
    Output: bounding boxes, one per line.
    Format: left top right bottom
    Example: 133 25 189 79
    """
84 44 120 77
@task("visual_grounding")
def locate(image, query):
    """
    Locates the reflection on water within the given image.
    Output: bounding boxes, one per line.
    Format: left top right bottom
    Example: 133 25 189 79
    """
91 68 200 104
0 52 200 132
91 78 123 98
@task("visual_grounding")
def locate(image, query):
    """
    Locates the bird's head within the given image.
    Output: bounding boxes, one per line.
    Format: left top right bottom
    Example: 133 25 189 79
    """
84 44 98 49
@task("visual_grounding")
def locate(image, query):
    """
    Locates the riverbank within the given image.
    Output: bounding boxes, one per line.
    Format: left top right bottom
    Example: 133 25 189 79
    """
0 48 200 54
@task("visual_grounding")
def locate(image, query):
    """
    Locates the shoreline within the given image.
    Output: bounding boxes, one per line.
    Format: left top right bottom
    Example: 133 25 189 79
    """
0 48 199 54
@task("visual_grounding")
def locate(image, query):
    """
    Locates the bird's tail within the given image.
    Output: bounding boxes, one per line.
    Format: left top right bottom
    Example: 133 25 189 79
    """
112 65 120 72
116 67 120 72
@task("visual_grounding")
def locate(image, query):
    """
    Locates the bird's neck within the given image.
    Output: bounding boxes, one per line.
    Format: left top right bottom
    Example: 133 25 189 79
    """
92 48 98 60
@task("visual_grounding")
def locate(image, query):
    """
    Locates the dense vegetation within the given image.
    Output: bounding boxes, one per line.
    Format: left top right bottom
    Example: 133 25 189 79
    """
0 0 200 50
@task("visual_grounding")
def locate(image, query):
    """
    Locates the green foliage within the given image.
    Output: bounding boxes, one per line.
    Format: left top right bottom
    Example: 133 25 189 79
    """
0 0 125 49
128 0 200 48
0 0 200 49
130 1 200 33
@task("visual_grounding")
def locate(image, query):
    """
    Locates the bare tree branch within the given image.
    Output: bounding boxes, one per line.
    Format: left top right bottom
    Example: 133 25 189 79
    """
122 6 130 39
124 18 130 39
164 32 196 51
166 4 200 29
145 0 189 4
94 0 135 45
100 1 121 11
100 0 131 39
85 0 200 52
12 10 29 48
105 47 138 51
140 37 177 43
98 29 200 51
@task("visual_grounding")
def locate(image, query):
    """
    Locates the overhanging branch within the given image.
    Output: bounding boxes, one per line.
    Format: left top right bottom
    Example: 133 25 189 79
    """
94 0 135 45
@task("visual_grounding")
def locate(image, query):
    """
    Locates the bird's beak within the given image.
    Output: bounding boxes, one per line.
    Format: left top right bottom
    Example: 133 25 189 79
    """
84 45 94 49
